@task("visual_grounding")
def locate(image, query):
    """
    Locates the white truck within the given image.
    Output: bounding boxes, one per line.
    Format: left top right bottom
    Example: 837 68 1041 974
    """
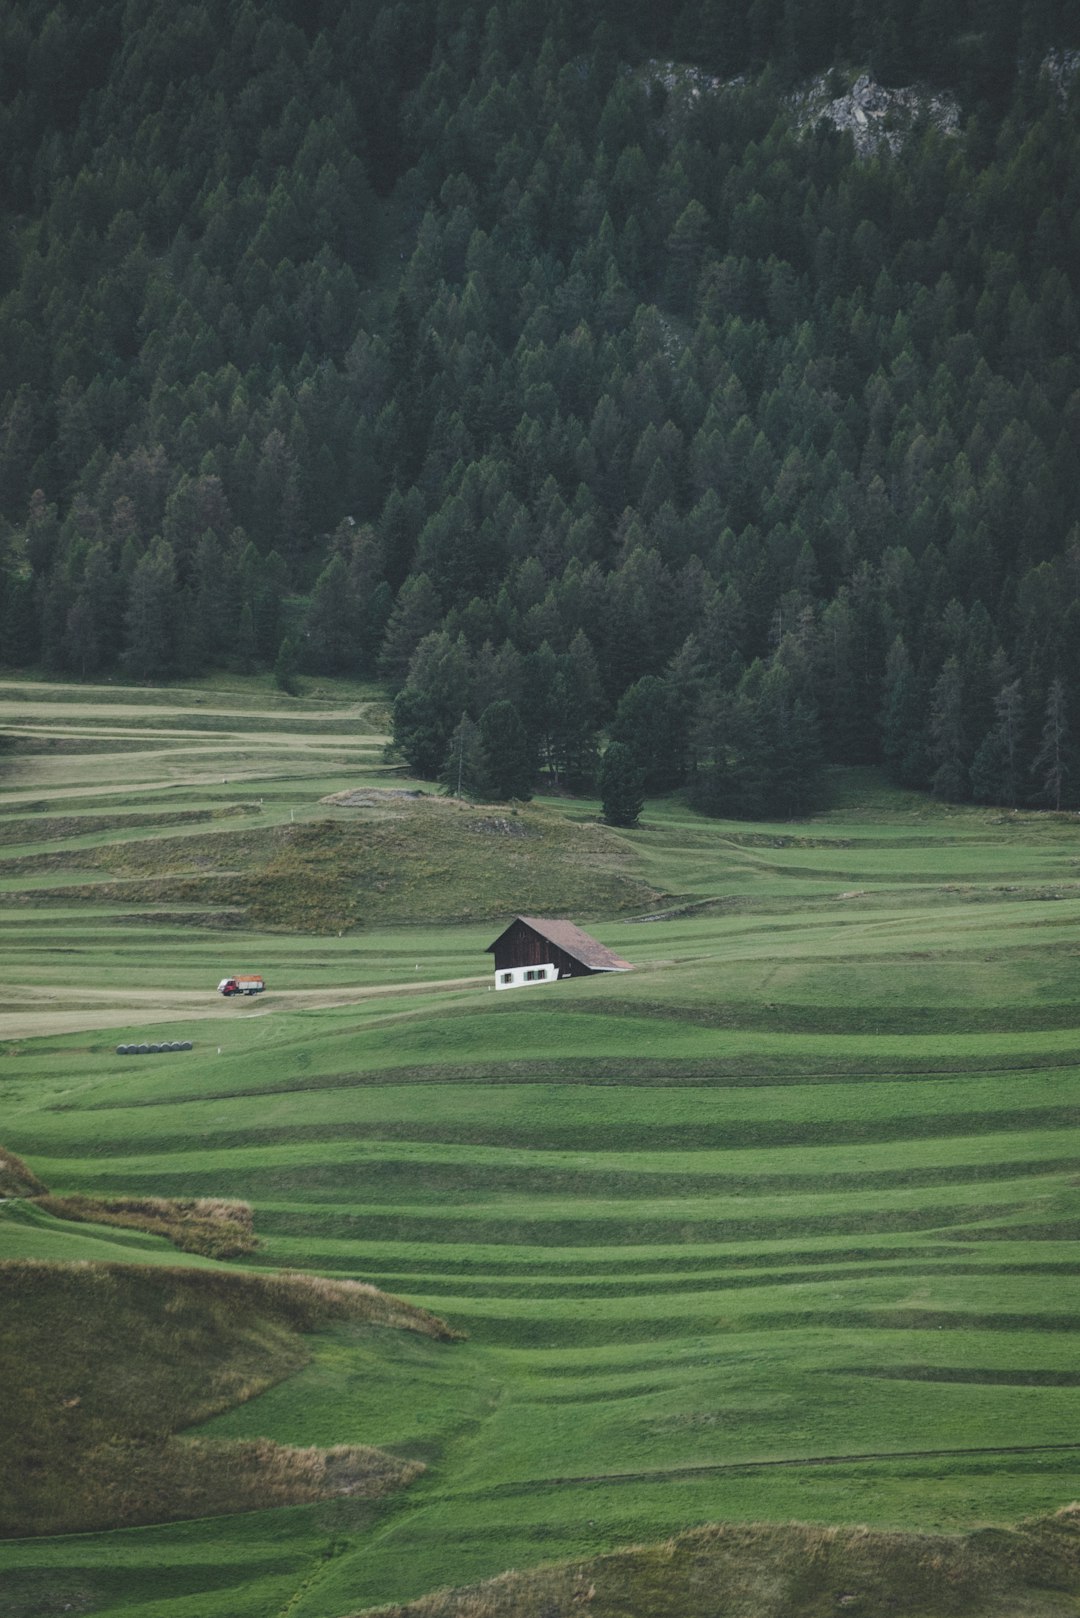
217 975 265 996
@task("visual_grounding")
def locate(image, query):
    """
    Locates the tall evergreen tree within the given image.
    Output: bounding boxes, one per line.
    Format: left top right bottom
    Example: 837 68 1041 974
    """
122 539 177 681
392 686 449 779
302 554 360 674
928 657 968 801
970 677 1024 805
440 713 486 799
479 699 534 800
378 574 442 691
599 740 645 828
1031 677 1072 811
609 674 683 791
274 634 301 696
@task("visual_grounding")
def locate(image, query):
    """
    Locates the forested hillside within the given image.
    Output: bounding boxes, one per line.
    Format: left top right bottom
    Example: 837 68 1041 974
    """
1 0 1079 809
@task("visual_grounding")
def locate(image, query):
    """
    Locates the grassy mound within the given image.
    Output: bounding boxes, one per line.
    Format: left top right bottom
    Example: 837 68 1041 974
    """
4 797 659 931
362 1510 1080 1618
0 1260 459 1537
245 800 657 929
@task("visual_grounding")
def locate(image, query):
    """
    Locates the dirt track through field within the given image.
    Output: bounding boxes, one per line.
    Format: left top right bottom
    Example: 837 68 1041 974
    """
0 978 488 1040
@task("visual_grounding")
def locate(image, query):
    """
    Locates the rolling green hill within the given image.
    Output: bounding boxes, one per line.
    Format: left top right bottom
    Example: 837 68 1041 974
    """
2 680 1080 1616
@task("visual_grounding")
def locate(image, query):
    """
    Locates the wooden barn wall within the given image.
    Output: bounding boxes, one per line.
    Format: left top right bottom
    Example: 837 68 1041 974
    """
490 922 593 978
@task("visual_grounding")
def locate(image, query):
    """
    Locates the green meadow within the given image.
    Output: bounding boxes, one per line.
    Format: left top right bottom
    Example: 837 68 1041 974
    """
2 675 1080 1617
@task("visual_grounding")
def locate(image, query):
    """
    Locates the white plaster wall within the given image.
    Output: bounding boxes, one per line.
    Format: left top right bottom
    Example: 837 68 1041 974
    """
494 962 558 991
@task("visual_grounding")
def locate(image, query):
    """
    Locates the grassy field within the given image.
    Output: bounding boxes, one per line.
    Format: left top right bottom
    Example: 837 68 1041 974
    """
2 674 1080 1618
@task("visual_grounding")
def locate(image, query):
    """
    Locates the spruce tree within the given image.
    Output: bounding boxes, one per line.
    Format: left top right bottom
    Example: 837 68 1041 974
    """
970 678 1024 806
600 740 645 828
440 714 486 799
610 675 682 791
392 687 449 779
929 658 968 801
273 635 301 696
881 637 927 787
479 700 534 800
122 540 177 682
1032 678 1071 811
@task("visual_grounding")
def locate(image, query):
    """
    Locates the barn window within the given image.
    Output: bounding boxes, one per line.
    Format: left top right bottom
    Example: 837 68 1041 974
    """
501 972 513 984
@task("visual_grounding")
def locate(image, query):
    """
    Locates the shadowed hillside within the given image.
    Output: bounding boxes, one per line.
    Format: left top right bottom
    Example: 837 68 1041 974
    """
0 1259 457 1537
361 1510 1080 1618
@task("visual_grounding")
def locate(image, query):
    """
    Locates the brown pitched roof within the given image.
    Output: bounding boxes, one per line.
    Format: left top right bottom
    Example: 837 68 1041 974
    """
487 916 632 972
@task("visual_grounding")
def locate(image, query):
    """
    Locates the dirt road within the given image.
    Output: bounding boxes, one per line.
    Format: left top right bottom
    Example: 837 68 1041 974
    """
0 978 488 1041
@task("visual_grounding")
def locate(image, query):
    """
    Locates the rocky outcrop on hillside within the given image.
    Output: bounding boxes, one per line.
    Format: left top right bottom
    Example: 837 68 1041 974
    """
791 72 960 154
646 61 961 156
1042 47 1080 98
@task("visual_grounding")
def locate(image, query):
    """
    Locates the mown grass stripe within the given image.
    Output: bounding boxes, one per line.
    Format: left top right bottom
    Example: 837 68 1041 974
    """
237 1207 1074 1247
560 996 1080 1036
83 1155 1076 1201
461 1440 1080 1496
318 1247 1080 1278
262 1261 1080 1301
26 1105 1080 1155
840 1366 1080 1386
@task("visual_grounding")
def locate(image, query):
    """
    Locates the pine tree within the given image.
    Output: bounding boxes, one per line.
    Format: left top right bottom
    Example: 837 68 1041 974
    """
599 740 645 828
234 602 257 672
122 540 177 681
377 573 441 691
756 662 823 817
970 678 1024 805
688 682 759 818
928 657 969 801
552 629 605 790
439 714 486 799
610 674 682 791
880 637 927 787
302 554 361 674
274 635 301 696
391 687 448 779
1031 677 1071 810
479 700 534 800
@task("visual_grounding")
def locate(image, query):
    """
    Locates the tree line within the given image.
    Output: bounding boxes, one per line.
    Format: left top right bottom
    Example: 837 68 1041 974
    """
1 0 1079 810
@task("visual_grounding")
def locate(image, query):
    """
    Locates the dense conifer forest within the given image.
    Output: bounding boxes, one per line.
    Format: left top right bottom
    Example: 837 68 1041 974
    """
1 0 1079 810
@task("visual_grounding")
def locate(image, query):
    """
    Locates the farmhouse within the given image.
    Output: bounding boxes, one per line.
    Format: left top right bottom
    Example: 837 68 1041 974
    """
486 916 632 991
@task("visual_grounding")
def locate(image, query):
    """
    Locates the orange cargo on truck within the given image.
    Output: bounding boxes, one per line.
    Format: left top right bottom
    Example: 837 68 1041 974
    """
217 975 265 996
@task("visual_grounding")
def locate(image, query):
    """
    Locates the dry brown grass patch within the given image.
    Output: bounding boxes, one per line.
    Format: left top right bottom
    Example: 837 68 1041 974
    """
0 1144 48 1197
357 1513 1080 1618
0 1259 458 1536
8 1434 425 1537
35 1192 258 1258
